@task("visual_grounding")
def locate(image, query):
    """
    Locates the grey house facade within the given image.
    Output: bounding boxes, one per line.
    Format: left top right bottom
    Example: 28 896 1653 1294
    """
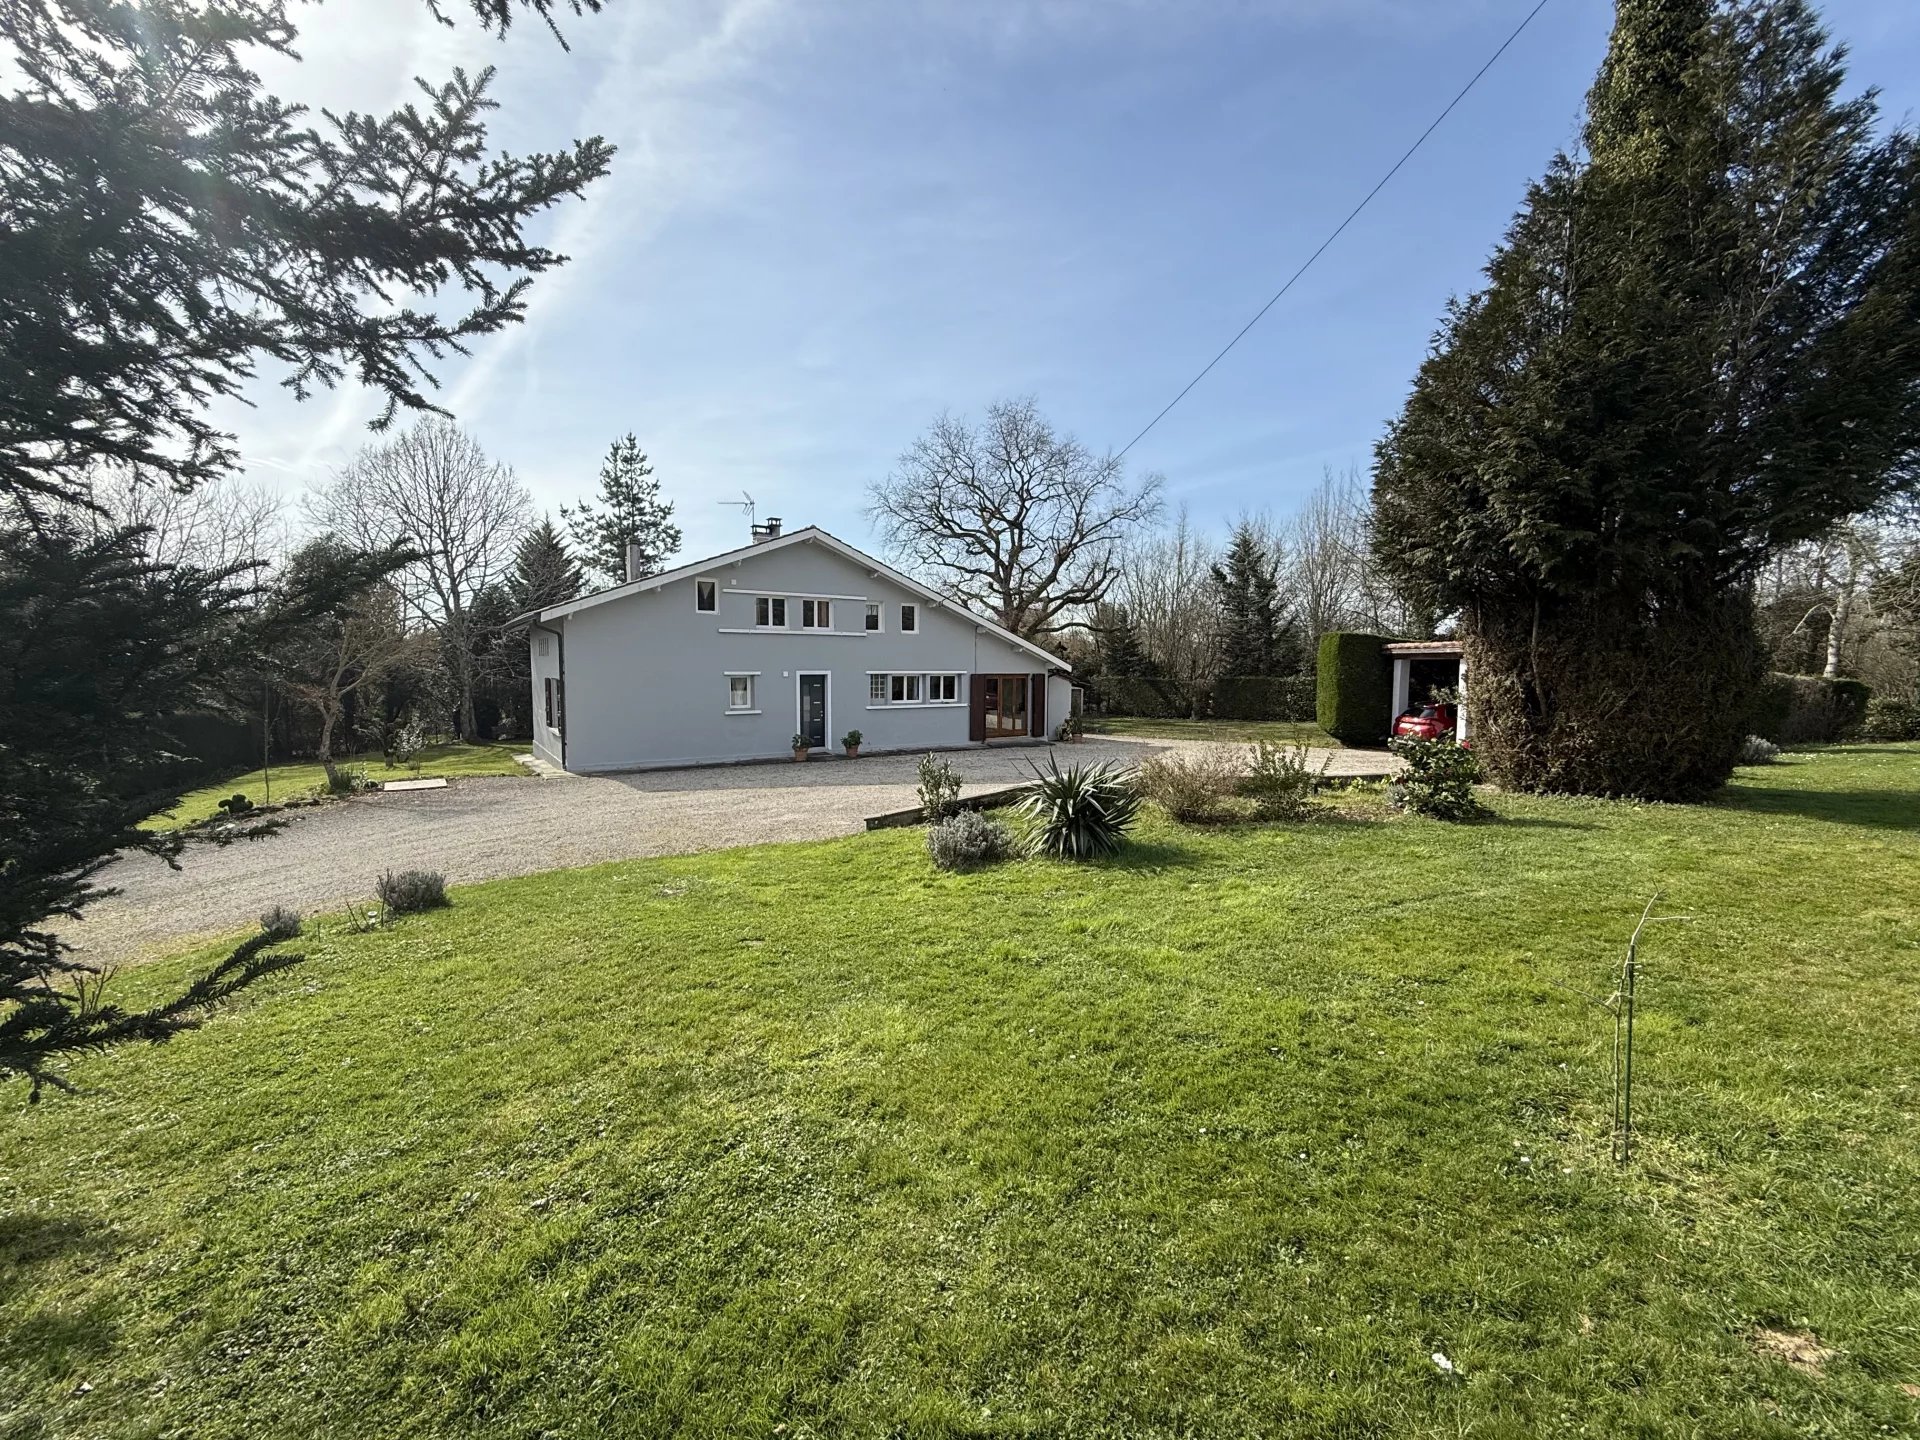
524 524 1074 774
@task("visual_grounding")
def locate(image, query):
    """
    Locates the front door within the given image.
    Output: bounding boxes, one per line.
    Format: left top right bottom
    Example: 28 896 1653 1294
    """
798 673 828 749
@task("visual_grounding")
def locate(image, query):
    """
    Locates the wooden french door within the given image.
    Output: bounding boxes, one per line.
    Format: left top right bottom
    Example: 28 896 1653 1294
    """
976 675 1029 738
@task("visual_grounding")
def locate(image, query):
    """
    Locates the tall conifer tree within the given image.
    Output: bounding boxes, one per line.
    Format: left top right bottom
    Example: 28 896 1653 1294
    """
1372 0 1920 798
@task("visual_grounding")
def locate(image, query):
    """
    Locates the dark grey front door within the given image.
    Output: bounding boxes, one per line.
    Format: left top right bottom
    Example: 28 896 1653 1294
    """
798 673 828 749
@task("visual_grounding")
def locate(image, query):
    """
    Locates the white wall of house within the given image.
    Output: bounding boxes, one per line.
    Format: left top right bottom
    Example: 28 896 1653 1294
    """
536 532 1069 773
529 623 565 769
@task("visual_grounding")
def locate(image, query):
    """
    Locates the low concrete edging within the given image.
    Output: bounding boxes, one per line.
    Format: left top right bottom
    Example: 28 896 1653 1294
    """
864 784 1034 831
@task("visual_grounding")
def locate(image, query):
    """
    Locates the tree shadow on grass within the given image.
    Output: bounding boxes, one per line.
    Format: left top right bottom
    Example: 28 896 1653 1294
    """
0 1213 123 1381
1716 784 1920 831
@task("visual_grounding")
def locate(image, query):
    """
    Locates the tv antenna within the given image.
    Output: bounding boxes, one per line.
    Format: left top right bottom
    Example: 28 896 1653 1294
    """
718 491 756 528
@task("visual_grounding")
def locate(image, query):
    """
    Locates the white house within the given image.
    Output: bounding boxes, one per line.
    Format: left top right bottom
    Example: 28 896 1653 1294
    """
521 521 1075 773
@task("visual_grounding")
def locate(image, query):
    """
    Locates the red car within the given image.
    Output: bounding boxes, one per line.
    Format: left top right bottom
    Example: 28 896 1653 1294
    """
1392 702 1458 741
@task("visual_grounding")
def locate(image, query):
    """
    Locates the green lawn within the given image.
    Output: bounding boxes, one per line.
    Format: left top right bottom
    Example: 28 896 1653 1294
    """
146 742 533 828
8 748 1920 1437
1084 714 1339 745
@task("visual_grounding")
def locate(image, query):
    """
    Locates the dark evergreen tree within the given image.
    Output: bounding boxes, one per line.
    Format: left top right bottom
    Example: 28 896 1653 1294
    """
563 435 682 587
1210 523 1297 677
1372 0 1920 798
509 517 586 615
1091 603 1155 677
0 0 612 1094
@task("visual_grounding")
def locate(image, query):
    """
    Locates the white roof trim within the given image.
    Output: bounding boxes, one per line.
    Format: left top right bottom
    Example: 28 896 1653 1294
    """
523 526 1072 671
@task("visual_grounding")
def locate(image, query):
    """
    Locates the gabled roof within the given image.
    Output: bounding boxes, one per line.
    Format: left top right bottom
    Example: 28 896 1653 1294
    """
517 525 1071 671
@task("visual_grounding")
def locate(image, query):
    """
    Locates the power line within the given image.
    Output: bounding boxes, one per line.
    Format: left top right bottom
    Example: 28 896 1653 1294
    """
1114 0 1559 462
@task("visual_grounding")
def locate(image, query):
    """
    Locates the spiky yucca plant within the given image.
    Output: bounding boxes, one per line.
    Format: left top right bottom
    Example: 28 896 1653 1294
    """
1017 758 1142 860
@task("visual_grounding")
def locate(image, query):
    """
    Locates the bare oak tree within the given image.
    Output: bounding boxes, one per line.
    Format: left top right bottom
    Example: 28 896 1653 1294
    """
307 419 529 736
868 397 1161 640
80 468 286 574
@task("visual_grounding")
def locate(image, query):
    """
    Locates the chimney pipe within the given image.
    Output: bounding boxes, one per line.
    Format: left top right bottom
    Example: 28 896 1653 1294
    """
751 516 783 544
625 540 644 583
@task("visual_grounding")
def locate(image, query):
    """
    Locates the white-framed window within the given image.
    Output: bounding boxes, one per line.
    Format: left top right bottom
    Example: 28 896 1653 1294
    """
802 598 832 629
726 673 757 712
899 603 918 632
869 673 888 703
695 578 717 612
890 673 922 703
865 603 882 632
536 634 550 657
755 596 787 628
927 673 959 703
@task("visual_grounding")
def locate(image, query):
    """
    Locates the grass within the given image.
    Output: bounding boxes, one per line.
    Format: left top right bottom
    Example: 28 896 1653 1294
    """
146 742 533 828
1083 715 1339 745
7 746 1919 1437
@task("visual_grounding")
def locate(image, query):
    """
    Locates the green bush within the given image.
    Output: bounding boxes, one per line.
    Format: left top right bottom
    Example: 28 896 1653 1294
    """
1860 696 1920 741
915 753 963 821
1241 740 1328 821
1316 633 1393 746
1017 758 1141 860
1753 673 1873 744
1389 736 1484 820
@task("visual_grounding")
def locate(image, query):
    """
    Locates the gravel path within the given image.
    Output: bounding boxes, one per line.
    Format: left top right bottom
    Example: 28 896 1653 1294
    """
77 737 1397 966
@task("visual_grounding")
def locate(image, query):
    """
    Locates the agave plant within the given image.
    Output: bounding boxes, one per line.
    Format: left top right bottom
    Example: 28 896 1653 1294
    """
1016 757 1142 860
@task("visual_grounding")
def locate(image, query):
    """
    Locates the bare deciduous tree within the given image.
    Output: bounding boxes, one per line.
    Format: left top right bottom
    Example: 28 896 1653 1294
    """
1113 507 1218 711
307 419 529 736
868 397 1161 640
79 468 286 574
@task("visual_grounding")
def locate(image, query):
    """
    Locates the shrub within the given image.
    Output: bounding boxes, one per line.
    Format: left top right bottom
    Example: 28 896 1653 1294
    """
1388 736 1483 820
258 905 303 941
1138 746 1244 823
375 868 449 915
1316 632 1393 746
216 792 253 817
1860 696 1920 742
916 752 963 821
1017 758 1142 860
1756 673 1874 744
1242 740 1328 821
926 810 1013 871
1738 734 1780 765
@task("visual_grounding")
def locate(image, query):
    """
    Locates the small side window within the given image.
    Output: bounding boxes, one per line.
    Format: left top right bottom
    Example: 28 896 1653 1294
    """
900 603 917 633
696 579 716 612
728 675 754 711
865 603 881 632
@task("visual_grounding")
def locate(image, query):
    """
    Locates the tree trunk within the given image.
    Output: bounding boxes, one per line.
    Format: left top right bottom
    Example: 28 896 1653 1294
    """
317 705 342 790
1822 579 1854 680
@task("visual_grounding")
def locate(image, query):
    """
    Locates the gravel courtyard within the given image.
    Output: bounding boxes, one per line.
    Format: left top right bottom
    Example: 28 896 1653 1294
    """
79 737 1397 967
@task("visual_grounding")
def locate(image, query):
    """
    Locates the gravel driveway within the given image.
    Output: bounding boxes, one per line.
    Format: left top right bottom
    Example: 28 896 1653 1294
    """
78 737 1397 966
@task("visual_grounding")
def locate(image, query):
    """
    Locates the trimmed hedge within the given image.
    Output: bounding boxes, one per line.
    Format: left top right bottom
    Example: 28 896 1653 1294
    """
1752 673 1873 744
1211 675 1316 722
1316 632 1393 746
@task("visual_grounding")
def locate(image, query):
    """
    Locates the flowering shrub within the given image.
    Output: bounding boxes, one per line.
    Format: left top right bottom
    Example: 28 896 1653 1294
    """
1738 734 1780 765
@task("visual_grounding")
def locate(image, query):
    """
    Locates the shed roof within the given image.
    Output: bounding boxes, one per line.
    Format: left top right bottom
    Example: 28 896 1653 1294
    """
1382 639 1464 657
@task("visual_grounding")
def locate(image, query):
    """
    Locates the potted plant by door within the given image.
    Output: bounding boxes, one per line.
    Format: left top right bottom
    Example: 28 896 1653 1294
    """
792 733 810 762
842 729 863 758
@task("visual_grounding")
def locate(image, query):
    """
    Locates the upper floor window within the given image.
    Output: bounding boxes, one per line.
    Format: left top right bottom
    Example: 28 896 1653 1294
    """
695 579 717 612
802 598 832 629
865 603 882 632
900 603 918 633
755 596 786 628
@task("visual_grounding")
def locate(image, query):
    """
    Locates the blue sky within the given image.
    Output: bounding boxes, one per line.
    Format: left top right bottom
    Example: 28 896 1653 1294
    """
230 0 1920 561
